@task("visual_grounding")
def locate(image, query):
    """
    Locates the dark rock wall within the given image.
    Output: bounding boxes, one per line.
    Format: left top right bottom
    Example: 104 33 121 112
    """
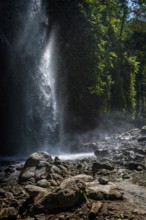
47 0 97 138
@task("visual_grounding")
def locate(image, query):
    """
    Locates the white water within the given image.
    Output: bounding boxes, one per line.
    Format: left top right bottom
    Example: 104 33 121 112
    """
39 30 58 133
13 0 59 151
54 152 95 161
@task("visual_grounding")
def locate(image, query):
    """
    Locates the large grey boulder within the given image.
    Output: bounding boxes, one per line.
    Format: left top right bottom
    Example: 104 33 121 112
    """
24 152 52 168
19 152 53 184
33 180 86 212
26 175 91 213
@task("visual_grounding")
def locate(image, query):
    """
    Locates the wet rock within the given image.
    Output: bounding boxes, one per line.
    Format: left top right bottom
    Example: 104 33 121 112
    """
0 188 6 196
132 154 145 161
86 181 123 200
51 165 62 175
19 167 36 183
25 185 48 198
0 207 18 220
98 177 108 185
58 165 69 176
133 148 146 155
122 150 131 157
122 173 131 180
137 136 146 142
92 162 114 174
19 197 34 217
77 163 82 170
49 173 64 182
97 169 111 175
4 166 15 174
141 126 146 135
33 180 86 212
89 201 103 219
15 163 24 171
19 152 53 184
60 174 93 189
36 179 49 188
132 208 146 215
126 162 144 171
54 157 61 165
58 214 65 220
94 149 108 157
35 214 46 220
49 179 58 186
10 199 20 208
35 161 51 180
5 191 14 200
24 152 52 168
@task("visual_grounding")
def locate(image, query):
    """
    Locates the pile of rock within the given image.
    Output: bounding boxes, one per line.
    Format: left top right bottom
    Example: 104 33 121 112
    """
15 152 123 218
0 126 146 219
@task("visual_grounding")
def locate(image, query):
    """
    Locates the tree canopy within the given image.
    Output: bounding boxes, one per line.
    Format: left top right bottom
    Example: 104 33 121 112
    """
79 0 146 121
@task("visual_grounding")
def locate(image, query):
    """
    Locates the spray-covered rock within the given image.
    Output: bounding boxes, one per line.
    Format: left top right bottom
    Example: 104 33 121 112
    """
19 152 53 184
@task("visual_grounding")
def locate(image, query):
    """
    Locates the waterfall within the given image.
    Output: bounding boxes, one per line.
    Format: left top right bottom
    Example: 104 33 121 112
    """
39 31 58 137
9 0 60 154
0 0 96 156
36 29 59 150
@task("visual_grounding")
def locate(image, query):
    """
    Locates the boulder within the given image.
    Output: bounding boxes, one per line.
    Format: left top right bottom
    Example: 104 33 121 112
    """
94 149 108 157
19 167 36 183
28 175 91 213
19 152 52 184
92 162 114 174
36 179 50 188
51 165 62 175
133 148 146 155
125 162 144 171
25 185 48 198
33 180 86 212
60 174 93 189
35 161 51 180
86 181 123 200
24 152 52 168
5 191 14 200
49 173 64 182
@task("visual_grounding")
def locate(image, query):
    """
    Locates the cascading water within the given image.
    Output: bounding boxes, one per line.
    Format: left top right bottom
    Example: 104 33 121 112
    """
2 0 60 155
37 29 59 149
23 0 59 153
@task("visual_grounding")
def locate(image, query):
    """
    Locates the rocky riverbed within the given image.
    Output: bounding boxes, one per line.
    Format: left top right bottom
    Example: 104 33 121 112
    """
0 127 146 220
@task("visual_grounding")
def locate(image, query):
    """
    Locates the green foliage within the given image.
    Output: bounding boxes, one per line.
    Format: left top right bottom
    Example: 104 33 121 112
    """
80 0 146 118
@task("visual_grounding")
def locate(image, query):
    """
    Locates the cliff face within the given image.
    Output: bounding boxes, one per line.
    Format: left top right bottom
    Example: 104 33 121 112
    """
48 0 97 136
